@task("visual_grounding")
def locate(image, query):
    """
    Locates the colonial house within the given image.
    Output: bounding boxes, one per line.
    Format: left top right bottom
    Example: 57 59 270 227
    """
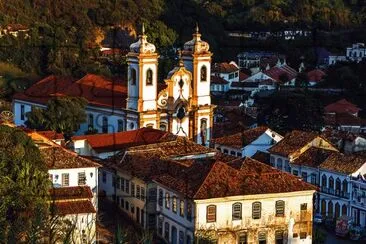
268 130 366 227
327 43 366 65
71 127 175 159
324 99 366 133
13 24 215 146
210 75 229 94
49 186 97 243
98 135 317 244
321 128 366 154
211 62 240 86
213 127 283 157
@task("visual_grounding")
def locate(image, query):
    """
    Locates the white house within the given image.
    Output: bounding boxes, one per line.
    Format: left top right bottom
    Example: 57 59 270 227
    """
211 61 240 86
98 134 317 244
213 127 283 158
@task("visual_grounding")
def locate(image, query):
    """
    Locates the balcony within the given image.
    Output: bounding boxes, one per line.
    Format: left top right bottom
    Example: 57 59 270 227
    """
321 187 350 199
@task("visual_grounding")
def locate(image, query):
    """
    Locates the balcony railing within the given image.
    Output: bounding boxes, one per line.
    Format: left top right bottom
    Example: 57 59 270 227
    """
321 187 350 199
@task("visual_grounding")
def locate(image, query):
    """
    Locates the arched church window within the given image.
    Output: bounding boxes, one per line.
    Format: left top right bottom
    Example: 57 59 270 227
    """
130 122 135 130
200 66 207 82
131 68 136 85
177 106 185 121
146 69 153 85
160 123 167 131
146 123 154 129
200 118 207 146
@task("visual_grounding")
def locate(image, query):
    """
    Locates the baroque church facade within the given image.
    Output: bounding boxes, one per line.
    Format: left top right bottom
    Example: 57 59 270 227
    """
12 25 215 146
126 25 215 145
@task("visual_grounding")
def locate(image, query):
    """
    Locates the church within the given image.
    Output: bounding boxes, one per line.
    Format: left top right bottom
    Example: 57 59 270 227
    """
12 25 215 146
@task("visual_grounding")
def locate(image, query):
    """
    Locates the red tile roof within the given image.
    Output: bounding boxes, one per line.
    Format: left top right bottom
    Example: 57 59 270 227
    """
264 65 297 82
40 145 101 169
37 131 64 140
50 186 93 201
324 99 361 114
212 62 239 73
193 158 317 199
292 147 336 167
211 75 229 85
213 127 268 149
307 69 326 82
239 71 249 81
53 200 96 215
14 74 128 109
320 153 366 174
268 130 320 157
72 128 176 153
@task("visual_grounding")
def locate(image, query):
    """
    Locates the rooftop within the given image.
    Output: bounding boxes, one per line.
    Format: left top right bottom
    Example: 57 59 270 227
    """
210 75 229 85
52 200 96 215
320 153 366 175
50 186 93 201
212 62 239 74
268 130 320 157
213 127 268 149
324 99 361 115
72 128 175 153
307 69 326 82
292 147 336 168
263 65 297 82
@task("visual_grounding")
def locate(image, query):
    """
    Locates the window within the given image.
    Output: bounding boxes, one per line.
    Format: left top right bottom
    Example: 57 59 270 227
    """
275 231 284 244
301 172 308 182
172 196 177 213
88 114 94 130
230 151 236 156
293 170 298 176
120 177 124 191
258 232 266 244
270 156 275 166
238 233 247 244
179 231 184 244
117 119 123 132
322 174 327 187
125 180 130 194
310 173 317 185
158 189 163 206
229 73 234 79
78 172 86 185
116 177 120 189
136 207 140 223
335 178 341 195
252 202 261 219
158 217 163 235
131 204 135 214
148 188 156 202
187 203 192 221
232 202 242 220
160 123 167 131
301 203 307 211
237 152 242 157
200 65 207 81
136 185 140 199
206 205 216 223
130 68 136 85
223 149 228 154
235 72 239 78
125 201 129 211
20 105 25 120
329 176 334 189
146 69 153 85
277 158 283 169
165 193 170 209
102 172 106 183
342 179 348 193
131 182 135 197
178 200 185 217
164 222 170 240
120 198 124 208
102 116 108 133
130 122 134 130
300 232 307 239
141 187 145 201
61 173 69 186
275 200 285 217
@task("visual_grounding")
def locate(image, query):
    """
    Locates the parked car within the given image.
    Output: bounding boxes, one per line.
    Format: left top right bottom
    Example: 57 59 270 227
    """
314 213 323 224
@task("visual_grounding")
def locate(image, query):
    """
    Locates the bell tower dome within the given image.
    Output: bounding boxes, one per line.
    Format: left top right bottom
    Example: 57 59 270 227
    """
126 24 159 112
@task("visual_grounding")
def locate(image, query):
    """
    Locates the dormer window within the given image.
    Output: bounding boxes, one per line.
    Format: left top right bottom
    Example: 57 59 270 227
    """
200 65 207 82
146 69 153 85
130 68 136 85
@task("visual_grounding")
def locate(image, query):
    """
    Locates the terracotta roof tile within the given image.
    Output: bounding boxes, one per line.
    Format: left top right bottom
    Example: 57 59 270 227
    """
268 130 319 157
72 128 175 153
251 151 271 165
324 99 361 114
50 186 93 201
307 69 325 82
194 158 317 199
239 72 249 81
53 200 96 215
211 75 229 84
37 131 64 140
212 62 239 73
264 65 297 82
40 146 101 169
213 127 268 149
14 74 128 109
320 153 366 174
292 147 336 167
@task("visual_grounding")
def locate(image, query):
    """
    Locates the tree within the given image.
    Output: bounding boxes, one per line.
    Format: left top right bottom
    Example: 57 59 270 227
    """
0 125 50 242
25 96 88 137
